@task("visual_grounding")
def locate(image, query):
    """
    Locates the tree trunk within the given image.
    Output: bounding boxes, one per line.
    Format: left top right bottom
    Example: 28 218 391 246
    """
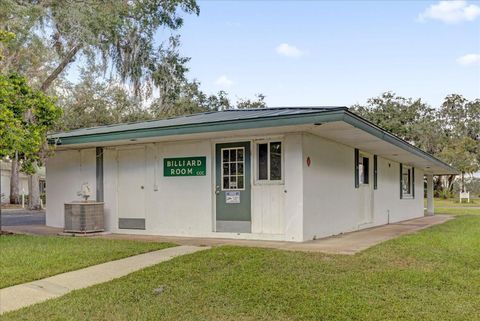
461 172 465 192
41 44 81 91
447 175 455 193
28 172 41 210
36 45 81 210
9 153 20 204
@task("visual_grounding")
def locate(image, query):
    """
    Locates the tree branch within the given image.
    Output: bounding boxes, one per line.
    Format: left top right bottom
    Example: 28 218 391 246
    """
40 44 82 92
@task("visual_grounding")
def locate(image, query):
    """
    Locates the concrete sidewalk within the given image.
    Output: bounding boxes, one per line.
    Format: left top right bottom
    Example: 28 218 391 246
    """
0 245 208 314
4 215 454 255
103 215 454 254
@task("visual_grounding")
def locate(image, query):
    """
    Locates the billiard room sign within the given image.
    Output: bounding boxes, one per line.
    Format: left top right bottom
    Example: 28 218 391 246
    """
164 156 206 176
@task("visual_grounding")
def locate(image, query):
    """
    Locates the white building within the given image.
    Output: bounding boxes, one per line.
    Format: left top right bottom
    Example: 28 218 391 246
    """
0 161 46 204
45 108 457 242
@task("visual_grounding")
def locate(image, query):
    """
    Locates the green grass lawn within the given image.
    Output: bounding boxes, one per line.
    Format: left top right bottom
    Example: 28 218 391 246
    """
424 197 479 207
435 207 480 215
2 215 479 321
0 235 174 288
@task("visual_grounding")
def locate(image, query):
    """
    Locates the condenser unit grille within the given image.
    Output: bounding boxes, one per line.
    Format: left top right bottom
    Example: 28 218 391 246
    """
64 202 104 233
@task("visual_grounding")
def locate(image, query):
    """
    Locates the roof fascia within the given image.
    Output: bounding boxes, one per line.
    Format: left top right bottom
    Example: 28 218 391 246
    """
341 111 458 174
50 110 345 145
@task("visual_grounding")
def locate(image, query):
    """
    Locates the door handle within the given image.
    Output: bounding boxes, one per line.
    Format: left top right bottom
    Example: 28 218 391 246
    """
215 185 220 195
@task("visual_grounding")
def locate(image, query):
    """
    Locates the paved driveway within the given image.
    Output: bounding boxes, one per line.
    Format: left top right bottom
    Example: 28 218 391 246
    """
1 209 45 226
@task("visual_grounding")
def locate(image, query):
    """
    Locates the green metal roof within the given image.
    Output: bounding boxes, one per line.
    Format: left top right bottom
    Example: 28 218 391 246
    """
48 107 457 174
50 107 345 140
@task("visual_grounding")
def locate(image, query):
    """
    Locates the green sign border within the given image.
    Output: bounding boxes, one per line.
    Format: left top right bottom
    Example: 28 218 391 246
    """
164 156 206 177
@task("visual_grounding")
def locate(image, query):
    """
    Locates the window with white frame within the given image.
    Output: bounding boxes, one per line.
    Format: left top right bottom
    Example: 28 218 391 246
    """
221 147 245 190
401 165 414 197
257 141 282 182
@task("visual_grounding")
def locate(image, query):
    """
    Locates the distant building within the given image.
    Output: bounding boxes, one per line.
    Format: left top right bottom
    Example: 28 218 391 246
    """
0 161 46 204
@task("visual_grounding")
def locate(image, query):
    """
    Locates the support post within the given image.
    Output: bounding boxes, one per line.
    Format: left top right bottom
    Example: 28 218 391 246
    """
426 174 434 216
96 147 104 202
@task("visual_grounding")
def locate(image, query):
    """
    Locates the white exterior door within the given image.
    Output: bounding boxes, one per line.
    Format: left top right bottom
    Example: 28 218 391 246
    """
358 154 373 225
117 147 146 229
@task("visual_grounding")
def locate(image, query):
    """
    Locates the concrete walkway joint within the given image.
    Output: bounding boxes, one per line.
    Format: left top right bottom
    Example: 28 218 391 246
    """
0 245 209 314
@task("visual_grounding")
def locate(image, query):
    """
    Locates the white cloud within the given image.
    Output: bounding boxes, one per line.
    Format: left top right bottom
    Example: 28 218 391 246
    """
215 75 233 88
275 43 303 58
457 53 480 65
418 0 480 24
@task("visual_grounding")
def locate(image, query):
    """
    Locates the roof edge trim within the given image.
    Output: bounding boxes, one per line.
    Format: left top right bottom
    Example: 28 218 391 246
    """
342 111 459 174
49 109 346 145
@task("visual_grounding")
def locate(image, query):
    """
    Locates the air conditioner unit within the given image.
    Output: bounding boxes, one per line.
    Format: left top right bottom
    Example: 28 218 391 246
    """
64 201 104 233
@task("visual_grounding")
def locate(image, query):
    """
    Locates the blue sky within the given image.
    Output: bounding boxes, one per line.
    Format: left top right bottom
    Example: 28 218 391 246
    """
169 0 480 108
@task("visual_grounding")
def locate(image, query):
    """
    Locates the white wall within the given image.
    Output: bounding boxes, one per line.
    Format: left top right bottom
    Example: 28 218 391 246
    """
46 131 424 242
46 135 304 240
302 133 424 241
283 134 304 241
373 158 424 225
105 138 300 239
0 165 36 203
102 141 213 236
1 170 10 203
46 149 96 227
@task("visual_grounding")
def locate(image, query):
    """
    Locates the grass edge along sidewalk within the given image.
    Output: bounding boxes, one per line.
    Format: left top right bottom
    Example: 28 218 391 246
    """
0 234 175 288
2 214 479 321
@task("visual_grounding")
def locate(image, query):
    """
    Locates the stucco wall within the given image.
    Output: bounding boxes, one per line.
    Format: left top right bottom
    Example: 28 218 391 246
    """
302 133 424 241
45 131 423 242
46 135 302 240
373 157 424 225
45 149 96 227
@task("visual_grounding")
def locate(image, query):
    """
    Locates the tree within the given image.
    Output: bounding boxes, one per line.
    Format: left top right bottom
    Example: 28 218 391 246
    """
351 92 441 154
58 66 150 131
2 1 199 208
0 73 61 179
26 0 200 93
1 5 61 204
437 95 480 192
236 94 267 109
351 92 480 196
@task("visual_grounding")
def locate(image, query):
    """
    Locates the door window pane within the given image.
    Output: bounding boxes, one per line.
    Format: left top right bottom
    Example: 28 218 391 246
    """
238 176 244 189
221 147 245 190
238 163 244 175
270 142 282 180
230 163 237 175
223 177 229 189
223 163 229 175
258 143 268 180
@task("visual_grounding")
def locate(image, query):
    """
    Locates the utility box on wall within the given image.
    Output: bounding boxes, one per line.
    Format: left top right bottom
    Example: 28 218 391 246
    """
64 201 104 233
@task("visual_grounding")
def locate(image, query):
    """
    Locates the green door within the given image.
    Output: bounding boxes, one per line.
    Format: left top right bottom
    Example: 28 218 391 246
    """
215 142 251 233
